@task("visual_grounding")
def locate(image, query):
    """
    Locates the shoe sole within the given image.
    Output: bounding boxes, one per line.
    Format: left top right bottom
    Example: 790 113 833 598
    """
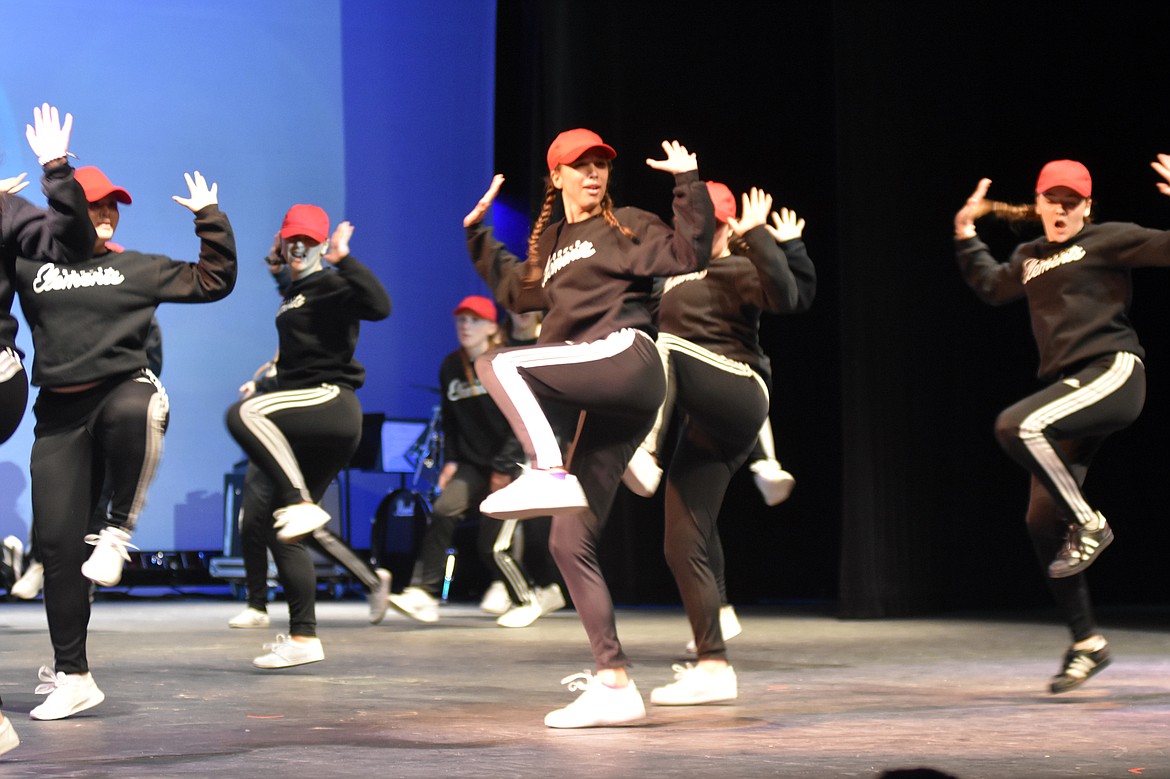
253 656 324 669
497 611 541 628
620 471 660 498
229 620 270 629
544 707 646 728
80 565 122 587
650 692 737 706
480 502 587 521
759 476 795 506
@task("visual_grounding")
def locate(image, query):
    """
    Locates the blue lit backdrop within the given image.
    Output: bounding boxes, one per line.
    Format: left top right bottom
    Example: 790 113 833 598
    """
0 0 496 550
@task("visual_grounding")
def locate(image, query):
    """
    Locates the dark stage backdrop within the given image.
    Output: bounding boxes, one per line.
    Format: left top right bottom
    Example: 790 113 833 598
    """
494 0 1170 616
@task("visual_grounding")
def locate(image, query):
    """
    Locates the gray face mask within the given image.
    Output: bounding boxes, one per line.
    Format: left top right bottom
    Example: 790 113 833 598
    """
287 239 327 275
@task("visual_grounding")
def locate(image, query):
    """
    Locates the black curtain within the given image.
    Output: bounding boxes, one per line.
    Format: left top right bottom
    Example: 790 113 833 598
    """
494 0 1170 617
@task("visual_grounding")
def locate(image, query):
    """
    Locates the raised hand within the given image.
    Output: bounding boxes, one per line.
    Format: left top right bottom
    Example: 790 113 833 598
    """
464 174 505 227
645 140 698 175
266 232 285 269
0 172 30 195
728 187 773 235
171 171 218 213
325 221 354 263
25 103 74 166
954 178 991 238
764 208 806 242
1152 154 1170 197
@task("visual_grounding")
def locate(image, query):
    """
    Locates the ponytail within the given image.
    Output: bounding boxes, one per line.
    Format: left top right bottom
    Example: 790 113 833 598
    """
974 200 1039 224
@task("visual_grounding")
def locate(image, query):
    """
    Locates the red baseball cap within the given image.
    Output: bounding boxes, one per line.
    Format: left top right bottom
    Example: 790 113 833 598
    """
705 181 736 223
546 128 616 172
453 295 497 322
1036 160 1092 198
280 204 330 244
75 166 132 204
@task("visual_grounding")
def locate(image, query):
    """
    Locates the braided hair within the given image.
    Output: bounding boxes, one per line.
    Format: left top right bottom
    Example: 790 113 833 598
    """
522 167 637 287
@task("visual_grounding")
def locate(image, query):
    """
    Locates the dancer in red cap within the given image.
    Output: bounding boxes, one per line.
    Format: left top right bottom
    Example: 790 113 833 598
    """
1 102 94 757
226 205 390 668
463 128 714 727
622 183 815 705
227 249 393 635
388 296 565 628
953 156 1170 694
13 155 235 719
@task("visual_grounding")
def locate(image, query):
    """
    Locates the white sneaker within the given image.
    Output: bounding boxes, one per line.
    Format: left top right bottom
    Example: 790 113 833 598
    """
496 598 542 628
536 583 566 614
686 605 743 654
544 672 646 728
369 568 392 624
10 561 43 600
387 586 440 623
480 468 588 520
651 663 737 705
498 583 567 628
479 580 512 615
81 527 136 587
228 607 271 629
273 503 331 542
621 447 662 497
750 460 795 506
253 635 325 669
29 666 105 720
0 714 18 757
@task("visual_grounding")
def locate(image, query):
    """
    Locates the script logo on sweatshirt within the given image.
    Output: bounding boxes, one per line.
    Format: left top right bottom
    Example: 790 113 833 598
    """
543 239 596 287
447 377 489 401
32 263 125 293
276 293 307 316
662 268 708 295
1022 245 1087 284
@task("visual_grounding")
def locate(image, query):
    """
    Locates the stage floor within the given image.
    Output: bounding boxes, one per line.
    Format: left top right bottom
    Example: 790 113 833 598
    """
1 595 1168 778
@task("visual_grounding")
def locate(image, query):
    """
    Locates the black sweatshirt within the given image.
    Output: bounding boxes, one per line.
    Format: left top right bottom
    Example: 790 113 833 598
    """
0 164 95 354
659 226 816 383
273 255 391 391
438 347 523 476
467 171 714 344
15 205 236 387
957 221 1170 381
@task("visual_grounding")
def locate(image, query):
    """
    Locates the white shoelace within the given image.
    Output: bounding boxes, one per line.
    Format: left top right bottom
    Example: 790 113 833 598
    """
34 665 66 695
261 635 292 653
83 529 138 561
558 671 595 694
